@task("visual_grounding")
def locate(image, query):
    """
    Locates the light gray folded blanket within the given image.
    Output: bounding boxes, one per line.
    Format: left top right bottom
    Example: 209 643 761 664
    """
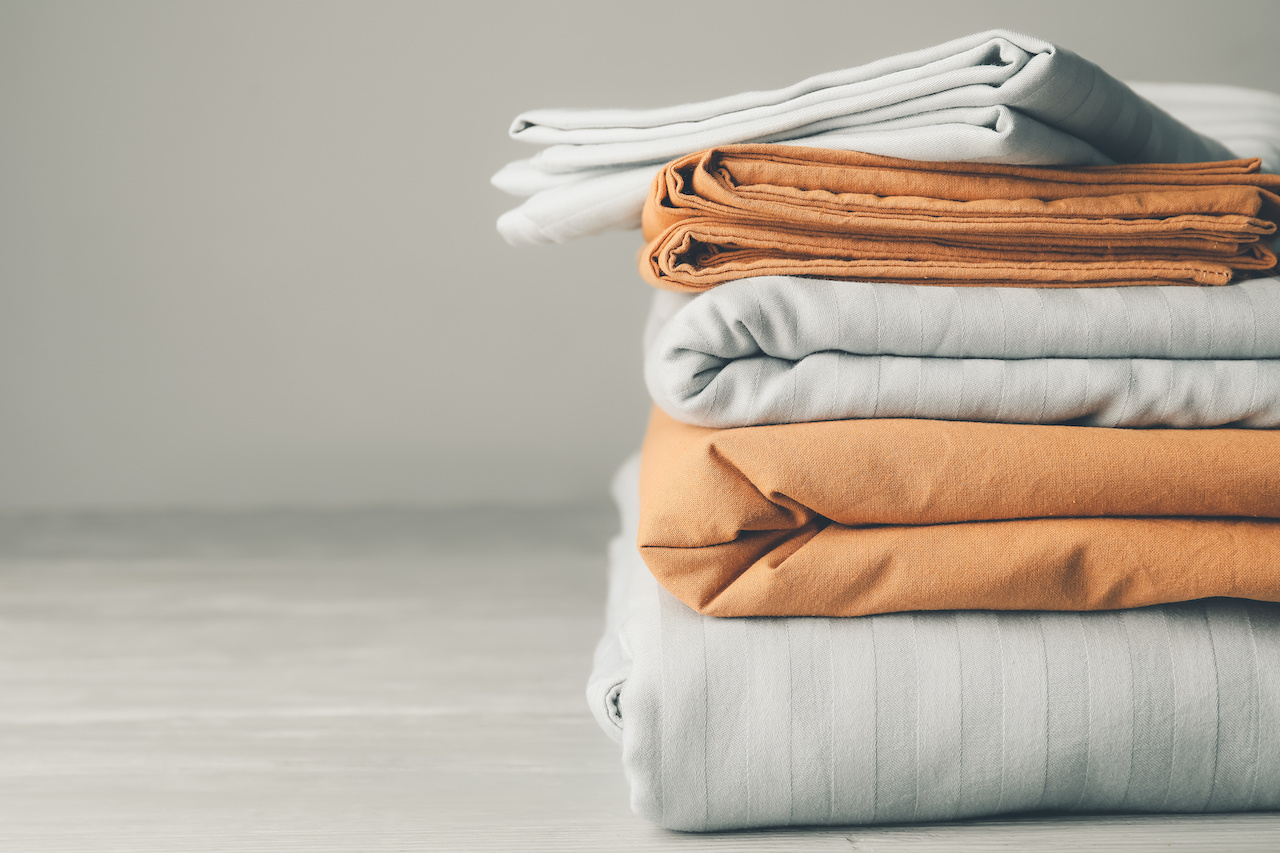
590 455 1280 831
644 276 1280 428
492 29 1279 246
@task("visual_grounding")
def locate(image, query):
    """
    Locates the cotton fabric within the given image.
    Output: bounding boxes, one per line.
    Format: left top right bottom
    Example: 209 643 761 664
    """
644 275 1280 428
592 455 1280 830
640 146 1280 290
637 407 1280 617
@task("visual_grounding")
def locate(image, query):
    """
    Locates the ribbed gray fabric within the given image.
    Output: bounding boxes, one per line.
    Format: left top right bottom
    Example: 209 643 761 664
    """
492 29 1259 245
644 276 1280 428
590 455 1280 830
1130 82 1280 174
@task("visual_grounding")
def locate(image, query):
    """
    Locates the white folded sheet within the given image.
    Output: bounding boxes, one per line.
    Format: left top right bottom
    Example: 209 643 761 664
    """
643 276 1280 428
492 29 1280 246
589 455 1280 831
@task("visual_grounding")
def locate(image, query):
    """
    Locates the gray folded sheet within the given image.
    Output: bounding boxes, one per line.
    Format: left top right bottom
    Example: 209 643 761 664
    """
492 29 1267 245
643 276 1280 428
589 455 1280 830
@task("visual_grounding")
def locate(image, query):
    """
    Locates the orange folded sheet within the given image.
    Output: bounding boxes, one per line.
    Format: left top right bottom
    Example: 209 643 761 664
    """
638 407 1280 617
640 145 1280 291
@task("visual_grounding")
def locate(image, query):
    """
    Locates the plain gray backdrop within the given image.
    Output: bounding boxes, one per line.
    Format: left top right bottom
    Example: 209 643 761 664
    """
2 0 1278 510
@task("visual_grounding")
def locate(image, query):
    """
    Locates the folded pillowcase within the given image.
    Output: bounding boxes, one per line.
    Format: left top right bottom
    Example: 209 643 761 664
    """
495 29 1242 245
644 276 1280 428
595 454 1280 830
638 407 1280 617
640 146 1280 290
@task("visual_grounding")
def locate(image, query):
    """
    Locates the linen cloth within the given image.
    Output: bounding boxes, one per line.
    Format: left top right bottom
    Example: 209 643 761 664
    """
638 407 1280 617
644 275 1280 428
493 29 1279 245
591 455 1280 830
640 146 1280 290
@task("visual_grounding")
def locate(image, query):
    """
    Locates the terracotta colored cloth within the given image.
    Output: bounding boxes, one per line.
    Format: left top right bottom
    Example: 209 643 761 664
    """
640 145 1280 291
638 407 1280 617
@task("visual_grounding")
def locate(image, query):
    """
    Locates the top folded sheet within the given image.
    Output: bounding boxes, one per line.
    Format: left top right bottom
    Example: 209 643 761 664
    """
508 29 1229 172
640 146 1280 290
493 30 1266 245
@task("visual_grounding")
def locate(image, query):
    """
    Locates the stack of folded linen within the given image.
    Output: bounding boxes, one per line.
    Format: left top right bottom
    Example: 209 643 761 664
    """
640 147 1280 289
497 30 1280 831
494 29 1280 246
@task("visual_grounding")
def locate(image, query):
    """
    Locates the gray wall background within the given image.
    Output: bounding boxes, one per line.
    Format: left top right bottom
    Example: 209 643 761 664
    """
2 0 1278 510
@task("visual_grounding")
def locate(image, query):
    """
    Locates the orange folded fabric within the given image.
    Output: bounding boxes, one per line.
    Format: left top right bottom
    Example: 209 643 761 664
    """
640 145 1280 291
638 407 1280 617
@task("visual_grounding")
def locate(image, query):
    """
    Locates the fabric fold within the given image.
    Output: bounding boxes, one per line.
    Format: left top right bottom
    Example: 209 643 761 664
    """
594 454 1280 830
637 407 1280 617
644 275 1280 428
510 29 1230 171
639 145 1280 291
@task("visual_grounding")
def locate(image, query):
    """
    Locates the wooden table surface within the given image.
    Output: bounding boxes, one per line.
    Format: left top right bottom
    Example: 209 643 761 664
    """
0 506 1276 851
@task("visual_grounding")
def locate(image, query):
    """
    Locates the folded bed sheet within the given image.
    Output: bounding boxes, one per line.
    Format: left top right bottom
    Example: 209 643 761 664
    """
645 276 1280 428
509 28 1229 170
640 146 1280 290
592 455 1280 830
638 407 1280 618
493 29 1280 245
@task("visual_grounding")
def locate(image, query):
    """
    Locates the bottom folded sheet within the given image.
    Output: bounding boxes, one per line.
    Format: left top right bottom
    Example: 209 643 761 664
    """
589 454 1280 831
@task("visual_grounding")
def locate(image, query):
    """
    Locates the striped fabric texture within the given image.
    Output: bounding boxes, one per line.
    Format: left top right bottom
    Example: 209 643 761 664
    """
644 276 1280 428
590 456 1280 830
1130 82 1280 173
